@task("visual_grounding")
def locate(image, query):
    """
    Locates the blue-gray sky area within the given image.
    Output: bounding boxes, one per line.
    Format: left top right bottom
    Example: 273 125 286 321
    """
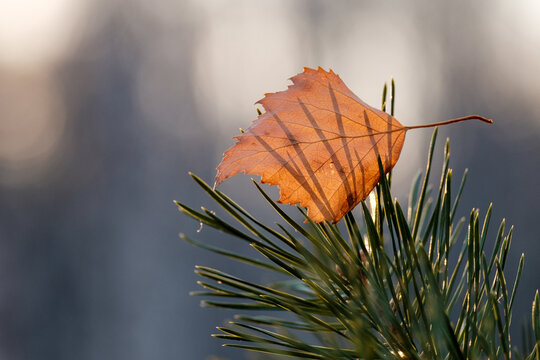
0 1 538 359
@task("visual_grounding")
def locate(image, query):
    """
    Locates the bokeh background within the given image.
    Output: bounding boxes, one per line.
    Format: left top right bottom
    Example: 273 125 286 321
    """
0 1 539 359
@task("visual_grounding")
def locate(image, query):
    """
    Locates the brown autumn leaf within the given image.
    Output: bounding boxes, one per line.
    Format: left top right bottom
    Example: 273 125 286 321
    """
215 67 492 223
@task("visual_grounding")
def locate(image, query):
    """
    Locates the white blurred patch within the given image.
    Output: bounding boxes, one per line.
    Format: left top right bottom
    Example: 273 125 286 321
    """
0 72 66 186
0 0 84 69
488 0 540 133
192 1 301 133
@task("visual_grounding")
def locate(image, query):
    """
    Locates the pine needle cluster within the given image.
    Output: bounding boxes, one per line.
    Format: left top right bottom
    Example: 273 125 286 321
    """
175 85 539 359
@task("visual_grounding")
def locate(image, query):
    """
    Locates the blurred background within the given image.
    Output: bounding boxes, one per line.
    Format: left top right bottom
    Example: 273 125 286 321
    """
0 0 539 359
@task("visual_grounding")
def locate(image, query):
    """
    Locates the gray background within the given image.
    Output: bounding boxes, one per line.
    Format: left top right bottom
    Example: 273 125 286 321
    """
0 1 538 359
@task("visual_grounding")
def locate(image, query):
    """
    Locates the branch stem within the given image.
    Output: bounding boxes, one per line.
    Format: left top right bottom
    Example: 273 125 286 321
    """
405 115 493 130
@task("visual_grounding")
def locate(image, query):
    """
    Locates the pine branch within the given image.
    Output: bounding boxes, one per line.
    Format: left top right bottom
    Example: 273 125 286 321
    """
176 86 538 360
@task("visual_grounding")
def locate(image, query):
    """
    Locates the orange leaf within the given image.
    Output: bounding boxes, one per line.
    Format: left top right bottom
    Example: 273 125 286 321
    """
215 67 492 223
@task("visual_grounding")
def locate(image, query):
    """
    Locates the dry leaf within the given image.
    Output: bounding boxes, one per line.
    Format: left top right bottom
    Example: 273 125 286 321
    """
215 67 491 223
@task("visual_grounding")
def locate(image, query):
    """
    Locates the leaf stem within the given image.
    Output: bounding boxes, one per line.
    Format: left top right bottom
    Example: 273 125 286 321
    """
405 115 493 130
